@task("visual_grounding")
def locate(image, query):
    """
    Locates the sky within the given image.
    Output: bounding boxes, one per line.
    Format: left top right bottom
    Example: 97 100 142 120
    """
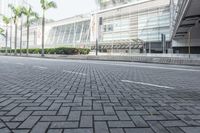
28 0 97 21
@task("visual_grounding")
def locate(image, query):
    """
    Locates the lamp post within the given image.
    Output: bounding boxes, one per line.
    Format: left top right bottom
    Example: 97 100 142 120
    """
96 17 103 56
161 33 166 54
188 31 191 58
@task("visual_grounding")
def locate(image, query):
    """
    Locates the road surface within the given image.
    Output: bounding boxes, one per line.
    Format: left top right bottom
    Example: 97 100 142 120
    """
0 56 200 133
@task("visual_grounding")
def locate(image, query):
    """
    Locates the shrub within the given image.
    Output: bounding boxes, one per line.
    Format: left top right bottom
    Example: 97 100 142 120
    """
0 47 90 55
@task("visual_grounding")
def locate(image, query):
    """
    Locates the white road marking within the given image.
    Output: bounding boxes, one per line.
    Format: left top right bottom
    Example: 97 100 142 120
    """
1 61 8 63
15 63 24 66
63 70 86 76
121 80 175 89
33 66 48 70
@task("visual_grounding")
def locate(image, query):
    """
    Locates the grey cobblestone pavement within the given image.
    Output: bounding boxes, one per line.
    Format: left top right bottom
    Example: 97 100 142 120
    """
0 56 200 133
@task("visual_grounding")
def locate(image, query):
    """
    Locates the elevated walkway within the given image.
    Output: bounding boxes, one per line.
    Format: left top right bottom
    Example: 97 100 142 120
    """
172 0 200 54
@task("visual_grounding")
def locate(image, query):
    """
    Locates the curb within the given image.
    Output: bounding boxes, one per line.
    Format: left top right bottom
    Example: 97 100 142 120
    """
1 54 200 66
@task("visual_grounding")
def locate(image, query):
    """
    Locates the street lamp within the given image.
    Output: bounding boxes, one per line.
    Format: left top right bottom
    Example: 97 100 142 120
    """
96 17 103 56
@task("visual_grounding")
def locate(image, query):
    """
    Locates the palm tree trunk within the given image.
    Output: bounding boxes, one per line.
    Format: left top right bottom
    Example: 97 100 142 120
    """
27 17 30 56
14 23 17 56
41 10 45 57
10 24 12 55
5 26 8 55
20 18 23 56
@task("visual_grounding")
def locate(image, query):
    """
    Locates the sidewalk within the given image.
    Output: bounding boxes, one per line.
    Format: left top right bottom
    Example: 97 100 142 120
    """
1 53 200 66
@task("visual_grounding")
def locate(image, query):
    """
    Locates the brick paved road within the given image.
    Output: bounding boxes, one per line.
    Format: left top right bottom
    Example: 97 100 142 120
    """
0 56 200 133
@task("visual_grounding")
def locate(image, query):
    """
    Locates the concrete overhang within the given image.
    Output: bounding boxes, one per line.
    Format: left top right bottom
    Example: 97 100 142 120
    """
173 0 200 39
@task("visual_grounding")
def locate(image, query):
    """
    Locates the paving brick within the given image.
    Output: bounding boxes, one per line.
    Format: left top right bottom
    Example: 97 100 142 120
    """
80 115 93 127
6 122 20 129
30 122 50 133
50 122 79 128
159 111 177 120
94 115 118 121
41 116 67 121
181 127 200 133
167 127 185 133
48 103 61 111
108 121 135 128
64 128 93 133
68 111 81 121
12 130 29 133
148 121 169 133
160 120 187 127
19 116 40 129
131 116 149 127
57 107 70 115
145 107 160 115
143 115 166 121
128 111 149 115
125 128 154 133
116 111 131 120
1 103 18 111
82 111 104 115
95 122 109 133
0 127 11 133
104 106 115 115
12 111 32 121
25 107 48 111
177 115 200 126
6 107 24 116
32 111 57 116
110 128 125 133
47 129 63 133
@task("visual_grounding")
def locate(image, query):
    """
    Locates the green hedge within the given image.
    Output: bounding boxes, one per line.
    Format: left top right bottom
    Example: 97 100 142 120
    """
0 47 90 55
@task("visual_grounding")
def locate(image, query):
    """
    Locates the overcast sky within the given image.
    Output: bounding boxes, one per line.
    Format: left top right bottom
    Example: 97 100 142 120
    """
28 0 97 21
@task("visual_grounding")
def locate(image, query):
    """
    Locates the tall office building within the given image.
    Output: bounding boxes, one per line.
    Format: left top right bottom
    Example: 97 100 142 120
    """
95 0 172 53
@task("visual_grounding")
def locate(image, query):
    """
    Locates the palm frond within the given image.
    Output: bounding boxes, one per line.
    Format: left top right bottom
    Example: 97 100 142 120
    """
40 0 57 10
47 1 57 9
2 16 11 25
0 27 5 37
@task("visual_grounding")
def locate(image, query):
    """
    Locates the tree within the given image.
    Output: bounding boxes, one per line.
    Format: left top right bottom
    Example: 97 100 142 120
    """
9 4 23 56
0 27 6 53
22 6 39 56
40 0 57 57
1 16 11 55
0 27 5 36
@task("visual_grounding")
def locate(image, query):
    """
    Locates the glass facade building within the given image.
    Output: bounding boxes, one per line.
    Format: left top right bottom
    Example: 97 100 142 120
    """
46 20 91 47
96 0 172 53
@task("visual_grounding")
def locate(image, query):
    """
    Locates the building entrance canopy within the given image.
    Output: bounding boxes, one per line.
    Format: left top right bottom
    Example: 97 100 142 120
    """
91 39 144 49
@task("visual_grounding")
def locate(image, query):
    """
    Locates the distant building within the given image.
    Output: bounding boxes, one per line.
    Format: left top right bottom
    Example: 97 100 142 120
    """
21 14 91 49
2 0 199 54
38 0 173 53
93 0 172 53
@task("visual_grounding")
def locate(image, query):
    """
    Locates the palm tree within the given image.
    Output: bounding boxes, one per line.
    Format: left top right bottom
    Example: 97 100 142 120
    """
9 4 23 56
2 16 11 55
0 27 5 36
40 0 57 57
0 27 5 53
22 6 39 56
